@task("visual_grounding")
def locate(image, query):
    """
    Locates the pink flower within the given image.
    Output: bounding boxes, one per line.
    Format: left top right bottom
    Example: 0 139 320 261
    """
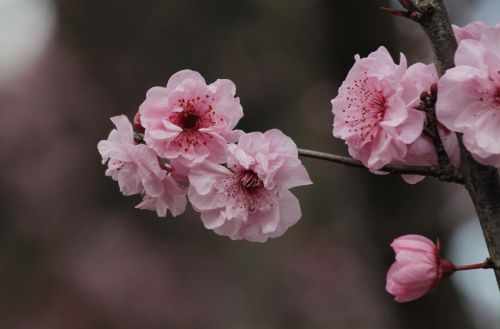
386 235 454 303
396 62 460 183
332 47 426 171
400 63 438 107
97 115 166 196
396 63 460 183
139 70 243 166
97 115 187 217
188 129 312 242
453 21 499 44
437 25 500 166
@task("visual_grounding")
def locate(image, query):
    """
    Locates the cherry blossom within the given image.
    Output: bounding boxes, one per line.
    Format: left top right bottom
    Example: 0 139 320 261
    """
386 235 454 303
98 115 187 217
396 63 460 183
188 129 312 242
437 25 500 166
97 115 166 196
332 47 426 171
139 70 243 166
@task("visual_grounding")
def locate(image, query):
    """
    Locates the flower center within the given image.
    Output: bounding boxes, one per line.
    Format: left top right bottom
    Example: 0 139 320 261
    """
239 170 264 192
221 170 273 213
479 87 500 109
169 96 217 132
179 111 200 130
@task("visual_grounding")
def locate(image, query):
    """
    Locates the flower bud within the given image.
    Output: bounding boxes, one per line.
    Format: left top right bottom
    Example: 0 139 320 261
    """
386 234 455 302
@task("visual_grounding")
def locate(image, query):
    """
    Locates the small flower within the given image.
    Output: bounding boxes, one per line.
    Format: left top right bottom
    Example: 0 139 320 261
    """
188 129 312 242
437 25 500 167
97 115 166 197
332 47 426 171
139 70 243 166
97 115 187 217
386 235 455 303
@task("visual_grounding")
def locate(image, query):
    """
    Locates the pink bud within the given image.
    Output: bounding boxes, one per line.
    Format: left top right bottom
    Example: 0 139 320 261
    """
386 234 455 302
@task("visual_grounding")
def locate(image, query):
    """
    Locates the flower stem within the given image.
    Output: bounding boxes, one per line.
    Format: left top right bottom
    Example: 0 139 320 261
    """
297 148 464 184
455 259 498 272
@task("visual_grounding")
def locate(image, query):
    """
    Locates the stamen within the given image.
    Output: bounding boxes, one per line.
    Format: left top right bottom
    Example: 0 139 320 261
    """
343 75 387 142
168 95 219 150
222 170 272 213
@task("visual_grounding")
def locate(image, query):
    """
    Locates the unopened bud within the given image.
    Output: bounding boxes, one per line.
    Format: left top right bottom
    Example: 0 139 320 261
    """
430 83 438 97
420 91 430 102
133 111 145 134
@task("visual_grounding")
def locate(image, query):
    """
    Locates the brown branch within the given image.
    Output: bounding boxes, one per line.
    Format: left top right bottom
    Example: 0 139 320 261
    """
298 148 464 184
414 0 457 76
461 151 500 287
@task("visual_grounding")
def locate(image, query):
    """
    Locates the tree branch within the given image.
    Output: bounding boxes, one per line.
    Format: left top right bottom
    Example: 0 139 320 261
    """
414 0 457 75
461 152 500 287
420 86 451 168
298 148 464 183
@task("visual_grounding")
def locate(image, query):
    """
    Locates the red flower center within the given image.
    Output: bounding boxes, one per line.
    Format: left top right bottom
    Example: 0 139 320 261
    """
169 96 217 132
239 170 263 193
179 111 200 130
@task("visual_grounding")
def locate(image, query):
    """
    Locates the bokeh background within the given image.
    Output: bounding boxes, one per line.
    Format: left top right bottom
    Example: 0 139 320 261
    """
0 0 499 328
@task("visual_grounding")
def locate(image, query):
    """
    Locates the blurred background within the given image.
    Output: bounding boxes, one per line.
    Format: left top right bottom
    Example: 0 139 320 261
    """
0 0 499 328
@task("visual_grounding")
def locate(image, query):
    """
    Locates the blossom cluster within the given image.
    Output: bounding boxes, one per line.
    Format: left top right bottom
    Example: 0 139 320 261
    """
98 70 312 242
96 18 499 304
331 21 500 183
330 20 500 303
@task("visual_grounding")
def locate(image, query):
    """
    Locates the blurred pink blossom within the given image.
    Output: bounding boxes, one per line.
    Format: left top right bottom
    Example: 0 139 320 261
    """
188 129 312 242
139 70 243 167
437 24 500 166
332 47 426 171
